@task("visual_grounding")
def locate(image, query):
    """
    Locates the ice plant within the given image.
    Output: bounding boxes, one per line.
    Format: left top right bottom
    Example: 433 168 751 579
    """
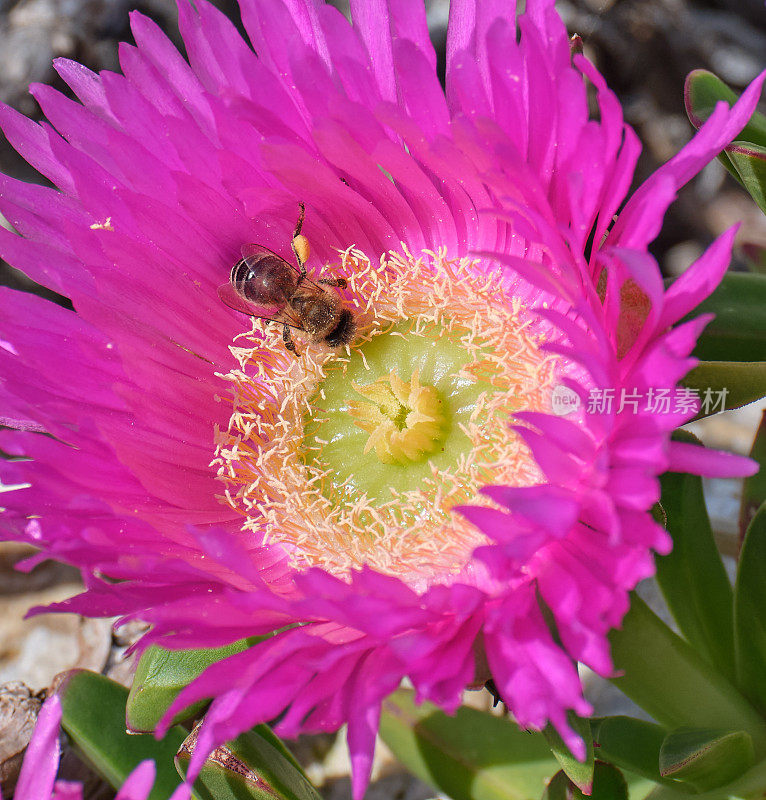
0 0 764 796
6 696 180 800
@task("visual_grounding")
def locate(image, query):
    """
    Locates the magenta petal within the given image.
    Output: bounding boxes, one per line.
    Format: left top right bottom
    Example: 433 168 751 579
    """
114 761 156 800
15 697 62 800
52 782 84 800
659 226 738 329
480 485 580 535
53 59 112 119
349 0 433 104
167 785 192 800
458 505 550 559
393 40 450 140
612 70 766 251
348 702 380 800
667 441 758 478
0 105 74 191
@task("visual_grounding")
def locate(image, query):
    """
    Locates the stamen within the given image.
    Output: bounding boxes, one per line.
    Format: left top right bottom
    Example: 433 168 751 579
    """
213 247 558 585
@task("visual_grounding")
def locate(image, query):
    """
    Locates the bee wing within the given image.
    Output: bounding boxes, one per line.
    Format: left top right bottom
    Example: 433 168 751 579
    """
240 242 325 289
240 242 295 266
217 283 305 331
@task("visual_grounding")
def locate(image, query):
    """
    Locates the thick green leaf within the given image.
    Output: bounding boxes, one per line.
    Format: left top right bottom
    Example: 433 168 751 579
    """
645 756 766 799
734 503 766 716
685 70 766 145
540 771 570 800
682 362 766 417
57 670 188 800
682 273 766 363
685 70 766 213
543 714 594 794
541 763 628 800
176 722 320 800
657 445 736 680
127 639 258 732
591 716 668 785
740 412 766 542
608 596 766 756
628 777 662 800
659 728 754 792
380 688 558 800
587 763 630 800
728 142 766 215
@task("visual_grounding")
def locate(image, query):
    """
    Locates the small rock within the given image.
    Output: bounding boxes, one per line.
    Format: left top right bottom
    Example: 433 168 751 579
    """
0 584 112 690
0 542 80 596
664 240 704 277
0 681 44 797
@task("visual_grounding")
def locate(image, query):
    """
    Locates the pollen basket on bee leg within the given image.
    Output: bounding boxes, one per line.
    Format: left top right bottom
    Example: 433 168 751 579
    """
292 234 310 265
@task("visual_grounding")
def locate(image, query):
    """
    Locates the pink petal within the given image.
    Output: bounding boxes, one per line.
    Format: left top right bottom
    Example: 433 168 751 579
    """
667 441 758 478
15 697 62 800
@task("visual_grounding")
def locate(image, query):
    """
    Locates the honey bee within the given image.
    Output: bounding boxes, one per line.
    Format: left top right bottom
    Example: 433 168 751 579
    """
218 203 356 356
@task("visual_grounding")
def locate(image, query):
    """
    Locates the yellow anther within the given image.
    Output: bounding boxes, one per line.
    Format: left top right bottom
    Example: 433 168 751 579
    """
348 371 445 464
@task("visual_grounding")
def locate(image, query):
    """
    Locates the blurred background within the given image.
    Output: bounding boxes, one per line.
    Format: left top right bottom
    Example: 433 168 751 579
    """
0 1 764 798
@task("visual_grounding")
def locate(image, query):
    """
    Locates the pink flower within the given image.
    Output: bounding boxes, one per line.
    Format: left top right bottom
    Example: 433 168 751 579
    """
7 696 182 800
0 0 763 797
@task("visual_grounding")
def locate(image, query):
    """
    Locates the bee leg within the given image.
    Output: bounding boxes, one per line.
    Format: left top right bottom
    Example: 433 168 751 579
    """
318 276 347 289
293 202 305 239
283 323 301 357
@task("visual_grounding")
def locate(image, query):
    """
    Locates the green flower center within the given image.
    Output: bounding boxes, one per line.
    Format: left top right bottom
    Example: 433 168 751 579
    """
302 316 498 505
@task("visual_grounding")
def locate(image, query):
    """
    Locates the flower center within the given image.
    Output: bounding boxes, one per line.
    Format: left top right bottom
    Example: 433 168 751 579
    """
348 370 445 465
213 246 558 585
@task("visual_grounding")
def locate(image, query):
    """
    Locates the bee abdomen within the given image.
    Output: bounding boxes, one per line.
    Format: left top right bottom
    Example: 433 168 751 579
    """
231 254 296 305
325 309 356 347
